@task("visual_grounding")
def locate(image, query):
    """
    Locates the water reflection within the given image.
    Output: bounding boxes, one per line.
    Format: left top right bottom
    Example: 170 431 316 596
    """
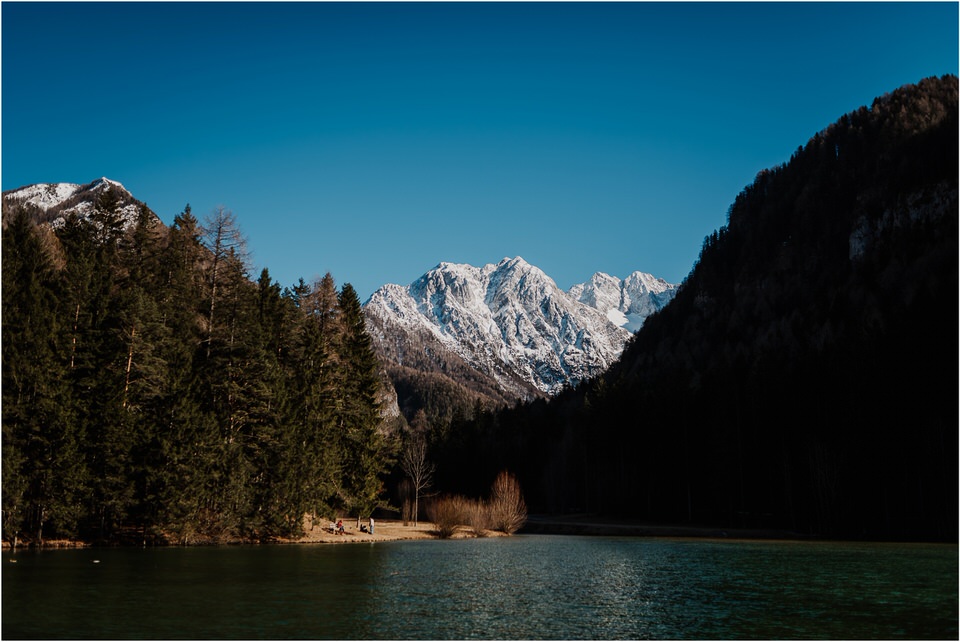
357 537 957 640
3 536 956 639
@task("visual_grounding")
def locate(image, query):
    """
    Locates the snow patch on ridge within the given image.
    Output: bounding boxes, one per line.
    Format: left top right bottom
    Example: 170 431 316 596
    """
4 182 83 211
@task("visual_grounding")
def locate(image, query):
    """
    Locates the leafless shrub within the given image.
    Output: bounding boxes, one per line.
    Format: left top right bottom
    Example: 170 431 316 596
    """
426 495 466 538
465 498 490 537
488 471 527 535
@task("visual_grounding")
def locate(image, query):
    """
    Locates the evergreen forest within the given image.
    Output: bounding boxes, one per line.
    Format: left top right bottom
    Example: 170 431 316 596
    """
2 198 395 545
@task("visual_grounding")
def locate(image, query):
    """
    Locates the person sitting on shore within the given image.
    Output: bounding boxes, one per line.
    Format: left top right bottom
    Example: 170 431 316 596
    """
336 520 345 535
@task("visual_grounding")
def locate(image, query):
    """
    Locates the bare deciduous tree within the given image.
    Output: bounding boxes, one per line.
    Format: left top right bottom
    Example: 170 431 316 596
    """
399 478 414 526
400 430 434 527
201 206 247 357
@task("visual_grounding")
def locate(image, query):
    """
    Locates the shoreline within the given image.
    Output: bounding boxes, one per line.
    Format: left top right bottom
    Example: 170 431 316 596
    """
1 519 504 549
6 516 949 548
521 514 808 541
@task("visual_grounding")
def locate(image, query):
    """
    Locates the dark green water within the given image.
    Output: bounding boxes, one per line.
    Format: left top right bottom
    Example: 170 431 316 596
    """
2 535 956 639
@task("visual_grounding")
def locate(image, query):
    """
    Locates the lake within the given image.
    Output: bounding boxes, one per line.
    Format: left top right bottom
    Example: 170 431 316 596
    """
2 535 956 639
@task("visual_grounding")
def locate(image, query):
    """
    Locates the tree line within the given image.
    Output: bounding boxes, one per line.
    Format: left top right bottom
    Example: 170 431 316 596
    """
2 193 394 545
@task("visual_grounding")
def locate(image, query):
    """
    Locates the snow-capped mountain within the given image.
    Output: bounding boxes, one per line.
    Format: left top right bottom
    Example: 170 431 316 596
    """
2 177 155 228
568 270 676 332
364 257 676 398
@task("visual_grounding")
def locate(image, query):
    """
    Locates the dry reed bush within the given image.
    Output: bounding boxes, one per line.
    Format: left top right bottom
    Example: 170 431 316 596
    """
465 498 489 537
488 471 527 535
426 495 466 538
426 473 527 539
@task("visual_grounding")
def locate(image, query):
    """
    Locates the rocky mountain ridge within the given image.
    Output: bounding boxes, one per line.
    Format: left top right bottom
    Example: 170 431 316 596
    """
364 256 676 399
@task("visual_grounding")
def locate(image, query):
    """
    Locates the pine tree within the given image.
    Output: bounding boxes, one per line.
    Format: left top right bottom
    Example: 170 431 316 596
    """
115 205 172 540
287 274 343 520
196 214 260 539
73 189 139 540
337 283 392 518
149 205 210 541
249 270 301 536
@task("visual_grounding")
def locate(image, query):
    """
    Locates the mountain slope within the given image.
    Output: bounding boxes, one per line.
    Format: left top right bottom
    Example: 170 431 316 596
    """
364 257 676 414
440 75 958 540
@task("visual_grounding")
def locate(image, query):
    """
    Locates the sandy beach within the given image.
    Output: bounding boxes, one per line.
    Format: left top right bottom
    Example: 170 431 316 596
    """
281 518 506 545
0 519 502 549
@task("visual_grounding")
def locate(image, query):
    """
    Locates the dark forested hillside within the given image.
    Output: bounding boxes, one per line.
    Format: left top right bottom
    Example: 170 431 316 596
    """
2 201 396 545
443 75 958 541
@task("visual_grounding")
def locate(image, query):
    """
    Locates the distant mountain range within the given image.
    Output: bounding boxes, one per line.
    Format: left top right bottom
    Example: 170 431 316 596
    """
364 257 676 403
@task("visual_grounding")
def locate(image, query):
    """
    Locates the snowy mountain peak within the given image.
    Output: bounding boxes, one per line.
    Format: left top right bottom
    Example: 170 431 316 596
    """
3 177 130 212
489 255 533 271
366 257 677 397
3 177 154 230
568 270 677 332
91 177 128 192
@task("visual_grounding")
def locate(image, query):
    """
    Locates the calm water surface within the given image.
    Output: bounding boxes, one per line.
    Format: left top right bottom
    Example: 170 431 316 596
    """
2 535 956 639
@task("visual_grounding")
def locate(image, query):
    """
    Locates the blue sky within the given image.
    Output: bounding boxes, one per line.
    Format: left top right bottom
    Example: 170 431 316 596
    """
3 2 957 300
